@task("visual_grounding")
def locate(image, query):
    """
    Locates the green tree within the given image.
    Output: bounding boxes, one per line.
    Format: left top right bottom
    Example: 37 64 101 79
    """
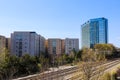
94 44 116 59
94 44 114 54
100 73 111 80
0 49 19 80
18 54 39 76
39 55 49 72
78 48 106 80
76 50 82 60
81 48 96 62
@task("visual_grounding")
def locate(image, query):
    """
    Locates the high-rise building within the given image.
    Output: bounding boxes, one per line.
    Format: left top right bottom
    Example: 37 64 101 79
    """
11 32 40 57
81 17 108 48
65 38 79 54
48 39 62 55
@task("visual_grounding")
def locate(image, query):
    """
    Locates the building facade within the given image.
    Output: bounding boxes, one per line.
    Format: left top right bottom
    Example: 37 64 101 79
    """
48 39 63 55
61 40 65 54
11 32 40 57
39 35 45 53
65 38 79 54
81 17 108 48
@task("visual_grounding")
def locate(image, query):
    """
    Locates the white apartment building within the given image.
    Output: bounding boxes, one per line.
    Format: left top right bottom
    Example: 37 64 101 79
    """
65 38 79 54
11 32 41 57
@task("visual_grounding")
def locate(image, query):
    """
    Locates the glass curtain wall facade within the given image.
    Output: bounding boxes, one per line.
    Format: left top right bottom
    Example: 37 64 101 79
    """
81 17 108 48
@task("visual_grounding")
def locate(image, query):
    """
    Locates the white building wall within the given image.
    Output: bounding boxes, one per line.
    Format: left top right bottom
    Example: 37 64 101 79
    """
11 32 40 57
65 38 79 54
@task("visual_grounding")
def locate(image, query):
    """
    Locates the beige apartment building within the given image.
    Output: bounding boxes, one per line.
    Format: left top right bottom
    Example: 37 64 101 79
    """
48 38 64 56
47 38 79 55
61 40 65 54
45 40 48 49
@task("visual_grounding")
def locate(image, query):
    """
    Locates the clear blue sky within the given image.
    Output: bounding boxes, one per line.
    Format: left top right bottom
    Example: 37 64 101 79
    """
0 0 120 48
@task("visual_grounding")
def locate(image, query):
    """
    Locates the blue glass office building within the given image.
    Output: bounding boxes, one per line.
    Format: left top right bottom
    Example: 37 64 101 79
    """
81 17 108 48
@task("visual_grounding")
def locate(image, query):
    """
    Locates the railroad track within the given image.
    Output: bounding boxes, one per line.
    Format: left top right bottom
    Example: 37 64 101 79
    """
69 59 120 80
14 58 120 80
39 59 120 80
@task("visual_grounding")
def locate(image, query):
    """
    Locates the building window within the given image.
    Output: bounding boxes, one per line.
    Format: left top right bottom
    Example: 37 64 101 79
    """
16 46 18 48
